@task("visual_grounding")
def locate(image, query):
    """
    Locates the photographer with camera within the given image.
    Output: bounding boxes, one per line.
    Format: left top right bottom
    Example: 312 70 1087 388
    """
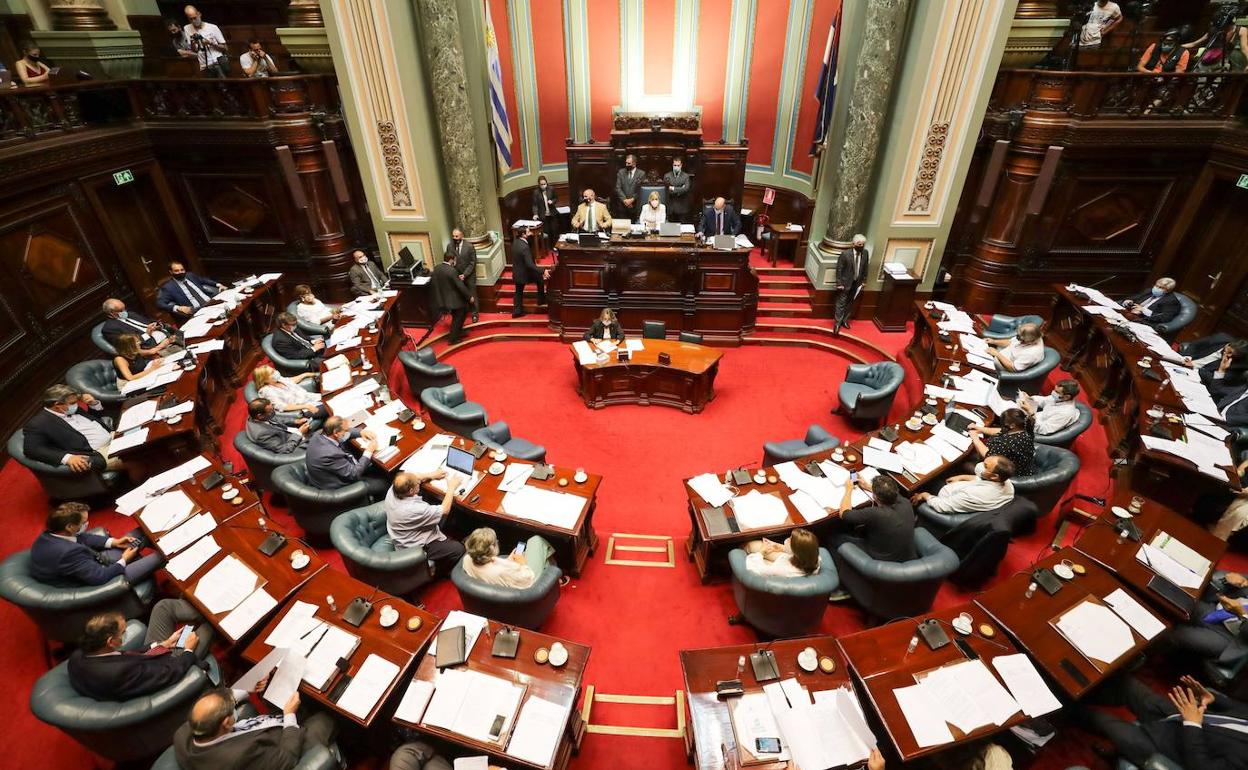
240 39 277 79
182 5 228 78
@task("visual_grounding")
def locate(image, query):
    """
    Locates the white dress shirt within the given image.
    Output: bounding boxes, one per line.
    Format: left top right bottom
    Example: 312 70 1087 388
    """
48 406 111 466
1001 339 1045 370
1031 394 1079 435
926 478 1015 514
639 202 666 229
295 299 332 327
259 377 322 411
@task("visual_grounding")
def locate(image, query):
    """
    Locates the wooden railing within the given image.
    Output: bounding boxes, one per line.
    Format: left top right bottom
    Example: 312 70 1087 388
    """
0 74 340 144
990 69 1248 119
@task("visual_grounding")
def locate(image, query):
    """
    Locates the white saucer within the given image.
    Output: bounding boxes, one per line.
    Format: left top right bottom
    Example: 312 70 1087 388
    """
952 617 973 635
548 643 569 667
797 647 818 672
1053 564 1075 580
290 553 310 570
379 610 399 628
489 462 505 475
1111 506 1133 519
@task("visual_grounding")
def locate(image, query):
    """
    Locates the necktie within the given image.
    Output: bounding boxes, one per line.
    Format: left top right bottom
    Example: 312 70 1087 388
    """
589 204 596 232
181 279 209 308
368 265 381 289
291 330 312 349
717 212 723 235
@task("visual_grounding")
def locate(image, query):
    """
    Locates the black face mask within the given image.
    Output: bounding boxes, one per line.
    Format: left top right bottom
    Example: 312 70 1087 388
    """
172 272 186 279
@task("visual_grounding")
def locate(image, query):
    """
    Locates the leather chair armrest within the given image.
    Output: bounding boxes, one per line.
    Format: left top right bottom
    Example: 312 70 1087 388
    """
119 620 148 652
844 363 870 385
15 572 137 610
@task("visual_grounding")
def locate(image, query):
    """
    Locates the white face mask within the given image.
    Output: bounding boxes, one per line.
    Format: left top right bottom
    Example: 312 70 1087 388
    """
650 200 659 208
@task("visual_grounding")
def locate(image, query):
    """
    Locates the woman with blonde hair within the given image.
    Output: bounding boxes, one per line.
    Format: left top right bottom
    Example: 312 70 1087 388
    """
742 528 821 577
113 334 151 385
252 364 326 420
638 190 667 231
461 527 559 589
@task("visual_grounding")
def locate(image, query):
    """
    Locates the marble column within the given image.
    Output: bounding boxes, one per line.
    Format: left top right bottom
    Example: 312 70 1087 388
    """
278 0 334 74
817 0 912 250
1002 0 1067 69
49 0 114 31
286 0 324 27
413 0 487 239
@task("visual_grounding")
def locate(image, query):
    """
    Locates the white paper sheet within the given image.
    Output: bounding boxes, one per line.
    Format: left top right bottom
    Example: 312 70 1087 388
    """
938 660 1020 726
321 366 353 393
453 759 489 770
139 489 196 533
1151 532 1212 577
1055 601 1136 665
263 651 307 708
1136 543 1203 589
219 586 278 640
789 489 830 523
500 486 585 529
427 610 488 657
625 338 644 351
893 683 954 747
1104 588 1166 640
688 472 733 507
395 680 436 724
862 446 905 474
233 646 287 693
298 624 360 689
571 340 598 365
116 400 158 432
498 463 534 494
193 554 259 615
156 512 217 556
108 427 150 454
423 669 524 743
992 654 1062 717
164 533 220 581
264 601 320 647
918 664 995 734
730 490 790 530
506 695 568 767
187 339 225 354
336 654 400 720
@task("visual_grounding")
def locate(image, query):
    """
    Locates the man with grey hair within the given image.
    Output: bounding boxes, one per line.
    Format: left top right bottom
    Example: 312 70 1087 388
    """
988 321 1046 372
1122 276 1182 330
100 298 178 357
833 234 869 333
173 684 337 770
24 384 121 473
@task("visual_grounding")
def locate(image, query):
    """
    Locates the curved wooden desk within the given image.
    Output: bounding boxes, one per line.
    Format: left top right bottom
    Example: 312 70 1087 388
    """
572 338 723 413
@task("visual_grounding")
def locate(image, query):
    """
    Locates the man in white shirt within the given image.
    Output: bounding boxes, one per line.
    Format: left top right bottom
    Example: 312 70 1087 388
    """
912 455 1016 514
384 471 464 577
1021 379 1082 436
989 322 1046 371
1078 0 1123 49
239 39 277 78
23 385 123 473
183 5 229 77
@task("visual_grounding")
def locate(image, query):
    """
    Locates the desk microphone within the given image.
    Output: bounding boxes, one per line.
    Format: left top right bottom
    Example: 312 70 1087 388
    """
342 584 380 628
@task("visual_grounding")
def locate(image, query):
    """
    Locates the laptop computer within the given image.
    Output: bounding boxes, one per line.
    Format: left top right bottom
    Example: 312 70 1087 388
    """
712 234 737 250
578 232 606 248
446 445 476 475
659 222 681 237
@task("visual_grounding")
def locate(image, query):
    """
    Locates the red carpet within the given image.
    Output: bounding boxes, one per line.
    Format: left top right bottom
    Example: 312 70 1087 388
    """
1 322 1243 770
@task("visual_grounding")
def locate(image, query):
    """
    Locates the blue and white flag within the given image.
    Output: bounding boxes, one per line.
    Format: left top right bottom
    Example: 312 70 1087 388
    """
485 2 513 171
811 14 840 156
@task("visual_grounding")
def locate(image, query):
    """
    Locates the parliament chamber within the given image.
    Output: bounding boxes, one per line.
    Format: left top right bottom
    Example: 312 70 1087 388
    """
4 2 1248 770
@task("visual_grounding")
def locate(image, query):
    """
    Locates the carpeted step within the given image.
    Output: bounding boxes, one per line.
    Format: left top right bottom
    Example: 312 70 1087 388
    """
750 321 899 362
757 301 815 317
757 290 811 304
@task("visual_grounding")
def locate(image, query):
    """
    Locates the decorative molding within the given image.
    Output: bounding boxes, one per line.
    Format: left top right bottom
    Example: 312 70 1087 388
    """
376 120 412 208
906 122 949 212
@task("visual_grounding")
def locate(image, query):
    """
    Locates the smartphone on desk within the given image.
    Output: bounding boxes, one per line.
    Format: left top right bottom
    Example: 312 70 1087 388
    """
755 737 781 754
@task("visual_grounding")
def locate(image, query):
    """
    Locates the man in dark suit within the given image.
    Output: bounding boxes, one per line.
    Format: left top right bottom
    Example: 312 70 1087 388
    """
348 249 387 297
834 234 869 333
174 687 337 770
156 261 225 321
531 176 559 247
662 157 691 224
68 604 210 701
1196 340 1248 400
1122 277 1182 330
245 398 309 454
511 226 547 318
833 475 917 562
30 501 163 587
305 417 388 498
24 385 120 474
271 312 324 369
615 153 643 222
430 253 473 343
1080 674 1248 770
1168 570 1248 667
699 197 741 237
101 298 177 357
445 228 479 323
1217 383 1248 427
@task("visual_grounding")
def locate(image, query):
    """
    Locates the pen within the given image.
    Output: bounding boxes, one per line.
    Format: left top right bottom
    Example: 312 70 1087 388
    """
299 619 326 642
305 625 331 657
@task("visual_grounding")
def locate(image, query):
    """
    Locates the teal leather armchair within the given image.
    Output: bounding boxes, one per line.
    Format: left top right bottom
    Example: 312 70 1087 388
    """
727 547 839 638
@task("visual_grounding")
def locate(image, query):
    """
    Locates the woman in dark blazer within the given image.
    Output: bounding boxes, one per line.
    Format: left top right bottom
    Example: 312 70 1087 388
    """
584 308 624 344
531 175 560 247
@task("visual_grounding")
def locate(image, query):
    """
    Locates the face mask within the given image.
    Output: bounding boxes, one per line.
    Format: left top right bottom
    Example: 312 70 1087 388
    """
172 272 185 279
192 18 203 27
1151 287 1165 297
539 183 547 189
117 311 128 320
650 201 658 208
64 404 78 415
78 519 88 533
356 257 367 264
673 165 681 172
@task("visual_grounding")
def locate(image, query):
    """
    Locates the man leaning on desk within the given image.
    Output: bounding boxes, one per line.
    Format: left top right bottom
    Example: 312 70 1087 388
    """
306 416 389 498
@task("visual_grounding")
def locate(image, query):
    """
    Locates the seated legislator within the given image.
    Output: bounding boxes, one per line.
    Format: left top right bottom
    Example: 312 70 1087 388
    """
969 408 1035 476
102 298 176 358
389 741 457 770
462 527 557 590
987 322 1045 372
349 249 388 297
583 308 624 344
833 475 917 562
24 385 122 474
175 687 337 770
112 334 152 386
306 416 388 497
742 528 820 577
384 471 465 577
157 261 225 321
1019 379 1082 437
911 455 1016 514
1189 339 1248 399
30 501 164 587
272 312 325 367
293 284 339 328
1167 569 1248 666
570 188 612 233
1121 277 1182 330
68 603 211 701
1136 28 1191 73
1217 383 1248 428
245 398 309 454
253 365 326 421
700 197 741 237
1077 674 1248 769
638 191 667 231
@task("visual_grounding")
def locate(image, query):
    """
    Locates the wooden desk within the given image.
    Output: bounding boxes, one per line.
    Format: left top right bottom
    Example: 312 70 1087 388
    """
243 568 439 727
974 547 1170 699
572 339 723 413
550 234 758 343
873 272 920 333
838 603 1027 761
680 636 852 770
395 619 590 770
764 223 803 267
1074 487 1226 621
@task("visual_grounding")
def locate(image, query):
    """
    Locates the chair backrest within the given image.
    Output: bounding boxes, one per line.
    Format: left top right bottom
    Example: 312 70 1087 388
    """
864 362 904 389
232 432 304 491
91 322 117 356
728 547 839 638
0 550 149 643
835 529 959 621
1011 445 1080 516
678 331 703 344
66 359 122 401
435 384 465 408
640 183 666 208
416 347 437 365
1158 292 1197 335
643 320 666 339
483 421 511 443
450 561 562 630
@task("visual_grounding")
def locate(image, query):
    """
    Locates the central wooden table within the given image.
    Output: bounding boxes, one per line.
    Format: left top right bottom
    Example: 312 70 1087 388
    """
572 338 723 413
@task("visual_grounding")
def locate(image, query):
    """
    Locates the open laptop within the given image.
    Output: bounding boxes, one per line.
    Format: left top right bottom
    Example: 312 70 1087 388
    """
659 222 681 237
446 445 476 475
578 232 606 248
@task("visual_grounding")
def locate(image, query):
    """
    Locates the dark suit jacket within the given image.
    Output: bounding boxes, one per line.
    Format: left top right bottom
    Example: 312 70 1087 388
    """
102 313 161 351
305 432 372 490
23 405 110 469
531 187 558 219
1142 689 1248 770
1126 289 1182 327
840 500 917 562
348 261 387 297
174 721 305 770
446 240 478 290
615 167 644 210
271 328 319 361
1218 387 1248 428
836 247 870 288
661 169 691 214
511 238 541 283
1201 359 1248 400
699 205 740 236
430 262 471 312
245 418 306 454
584 320 624 342
156 273 220 317
68 647 199 701
29 530 124 586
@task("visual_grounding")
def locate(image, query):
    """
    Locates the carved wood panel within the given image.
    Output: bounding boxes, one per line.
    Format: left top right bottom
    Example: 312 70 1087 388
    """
178 172 285 244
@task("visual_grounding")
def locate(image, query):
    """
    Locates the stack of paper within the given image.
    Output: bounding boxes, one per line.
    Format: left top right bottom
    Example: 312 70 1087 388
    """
116 400 158 432
179 317 216 339
1151 532 1211 576
507 695 569 767
763 679 874 767
139 489 196 533
571 340 598 365
1055 601 1136 665
894 441 943 477
336 654 400 720
423 668 525 743
1136 543 1203 589
688 473 733 507
108 427 150 454
1104 588 1166 640
498 463 534 493
501 486 584 529
1069 284 1123 310
395 680 436 723
219 586 278 640
862 446 905 474
730 490 789 530
193 555 259 615
321 366 353 393
156 511 216 555
296 624 360 689
164 534 220 581
991 654 1062 717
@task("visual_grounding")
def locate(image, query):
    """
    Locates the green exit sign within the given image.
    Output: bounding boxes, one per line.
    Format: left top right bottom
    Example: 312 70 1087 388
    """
113 169 134 186
1239 174 1248 190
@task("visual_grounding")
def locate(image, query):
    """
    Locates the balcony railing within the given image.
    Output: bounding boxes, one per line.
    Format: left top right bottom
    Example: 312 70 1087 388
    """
990 69 1248 119
0 74 340 144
